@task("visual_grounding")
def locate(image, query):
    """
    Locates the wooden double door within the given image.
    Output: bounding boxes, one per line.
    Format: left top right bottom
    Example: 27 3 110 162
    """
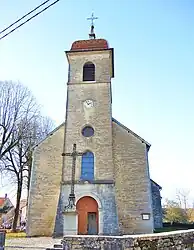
76 196 98 235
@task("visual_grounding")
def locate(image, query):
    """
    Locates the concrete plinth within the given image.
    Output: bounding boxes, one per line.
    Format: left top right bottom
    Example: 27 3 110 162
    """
63 209 77 235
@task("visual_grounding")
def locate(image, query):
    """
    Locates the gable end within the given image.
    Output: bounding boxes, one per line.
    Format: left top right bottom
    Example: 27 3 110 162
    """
33 122 65 150
112 118 151 149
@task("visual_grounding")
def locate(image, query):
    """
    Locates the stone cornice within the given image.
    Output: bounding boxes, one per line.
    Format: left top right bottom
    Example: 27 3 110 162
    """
61 180 115 185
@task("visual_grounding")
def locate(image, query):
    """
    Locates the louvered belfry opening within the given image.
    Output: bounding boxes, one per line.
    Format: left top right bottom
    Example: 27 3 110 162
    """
83 62 95 81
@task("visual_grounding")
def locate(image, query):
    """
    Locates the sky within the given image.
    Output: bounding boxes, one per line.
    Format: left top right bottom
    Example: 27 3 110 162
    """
0 0 194 205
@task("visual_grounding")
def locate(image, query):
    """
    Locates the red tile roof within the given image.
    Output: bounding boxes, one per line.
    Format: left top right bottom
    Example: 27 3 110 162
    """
71 39 109 51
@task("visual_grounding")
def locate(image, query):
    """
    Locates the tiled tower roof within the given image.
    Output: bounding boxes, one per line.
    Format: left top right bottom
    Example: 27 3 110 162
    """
71 39 109 51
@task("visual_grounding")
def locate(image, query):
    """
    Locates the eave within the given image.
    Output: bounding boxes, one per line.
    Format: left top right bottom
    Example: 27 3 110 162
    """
112 118 151 149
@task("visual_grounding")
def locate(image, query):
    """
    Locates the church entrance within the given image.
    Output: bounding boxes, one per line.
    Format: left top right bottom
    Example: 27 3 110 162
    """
76 196 98 235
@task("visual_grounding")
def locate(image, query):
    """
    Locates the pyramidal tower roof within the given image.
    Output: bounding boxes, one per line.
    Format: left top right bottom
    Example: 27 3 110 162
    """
71 39 109 51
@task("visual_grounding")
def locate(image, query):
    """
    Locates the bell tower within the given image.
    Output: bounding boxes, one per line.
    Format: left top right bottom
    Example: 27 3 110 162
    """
64 39 114 171
59 17 117 235
63 39 114 182
55 14 117 235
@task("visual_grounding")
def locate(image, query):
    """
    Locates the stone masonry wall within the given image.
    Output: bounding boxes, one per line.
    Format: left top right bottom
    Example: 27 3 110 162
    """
151 181 163 229
62 229 194 249
26 124 64 236
112 121 154 234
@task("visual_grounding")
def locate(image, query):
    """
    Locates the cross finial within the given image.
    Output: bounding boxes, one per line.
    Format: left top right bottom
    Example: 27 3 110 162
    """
87 12 98 39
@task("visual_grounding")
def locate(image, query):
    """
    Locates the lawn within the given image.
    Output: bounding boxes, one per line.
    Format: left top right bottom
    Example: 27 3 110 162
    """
5 232 26 238
154 227 188 233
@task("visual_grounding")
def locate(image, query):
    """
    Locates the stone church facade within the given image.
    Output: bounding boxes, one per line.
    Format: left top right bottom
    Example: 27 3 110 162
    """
27 36 162 237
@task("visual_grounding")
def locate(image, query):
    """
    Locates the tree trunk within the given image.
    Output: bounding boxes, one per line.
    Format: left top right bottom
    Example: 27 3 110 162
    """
12 179 22 232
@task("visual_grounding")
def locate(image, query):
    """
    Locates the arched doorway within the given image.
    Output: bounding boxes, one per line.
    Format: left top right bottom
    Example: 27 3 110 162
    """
76 196 98 235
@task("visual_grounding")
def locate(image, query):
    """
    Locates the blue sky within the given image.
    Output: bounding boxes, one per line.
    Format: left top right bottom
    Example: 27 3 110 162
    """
0 0 194 204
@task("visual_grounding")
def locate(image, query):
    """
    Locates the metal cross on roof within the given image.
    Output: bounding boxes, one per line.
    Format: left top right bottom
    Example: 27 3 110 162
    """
87 12 98 39
87 12 98 26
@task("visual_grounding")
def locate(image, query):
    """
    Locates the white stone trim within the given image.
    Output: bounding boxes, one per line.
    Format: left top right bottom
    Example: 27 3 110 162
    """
62 229 194 238
75 192 102 209
75 192 103 235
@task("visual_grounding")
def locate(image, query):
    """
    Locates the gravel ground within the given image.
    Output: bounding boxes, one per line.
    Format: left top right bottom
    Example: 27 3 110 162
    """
5 237 61 249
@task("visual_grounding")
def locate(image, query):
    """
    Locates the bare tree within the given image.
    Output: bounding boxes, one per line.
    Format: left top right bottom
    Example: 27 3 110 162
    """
176 189 190 210
2 116 54 232
176 189 194 222
0 81 54 231
163 198 188 224
2 142 27 231
0 81 39 160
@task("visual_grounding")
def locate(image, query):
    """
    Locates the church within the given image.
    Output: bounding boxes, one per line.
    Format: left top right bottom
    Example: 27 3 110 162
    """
26 22 162 237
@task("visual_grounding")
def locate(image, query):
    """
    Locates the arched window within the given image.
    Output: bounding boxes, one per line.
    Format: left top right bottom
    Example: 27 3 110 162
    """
83 62 95 81
81 151 94 181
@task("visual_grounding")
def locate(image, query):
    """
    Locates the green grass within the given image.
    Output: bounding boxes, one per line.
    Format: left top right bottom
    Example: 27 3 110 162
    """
154 227 188 233
5 232 26 238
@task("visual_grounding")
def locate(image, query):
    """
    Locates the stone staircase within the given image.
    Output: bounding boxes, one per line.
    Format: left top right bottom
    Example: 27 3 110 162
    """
46 243 63 250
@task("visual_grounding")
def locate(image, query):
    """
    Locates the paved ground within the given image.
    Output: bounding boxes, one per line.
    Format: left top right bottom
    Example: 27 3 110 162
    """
5 237 62 249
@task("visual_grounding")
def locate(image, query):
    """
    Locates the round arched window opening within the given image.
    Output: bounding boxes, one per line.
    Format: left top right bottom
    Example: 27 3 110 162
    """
82 126 94 137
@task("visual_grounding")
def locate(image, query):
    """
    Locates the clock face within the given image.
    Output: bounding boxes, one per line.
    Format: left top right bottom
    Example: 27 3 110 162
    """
84 99 94 108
